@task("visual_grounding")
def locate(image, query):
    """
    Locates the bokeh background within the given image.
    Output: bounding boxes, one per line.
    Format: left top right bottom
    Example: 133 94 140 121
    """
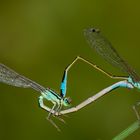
0 0 140 140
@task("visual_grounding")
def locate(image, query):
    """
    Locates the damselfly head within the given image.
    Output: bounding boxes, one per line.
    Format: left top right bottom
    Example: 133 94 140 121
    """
63 97 72 106
134 82 140 90
128 77 140 90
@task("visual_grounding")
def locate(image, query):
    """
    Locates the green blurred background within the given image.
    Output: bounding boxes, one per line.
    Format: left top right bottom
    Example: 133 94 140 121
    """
0 0 140 139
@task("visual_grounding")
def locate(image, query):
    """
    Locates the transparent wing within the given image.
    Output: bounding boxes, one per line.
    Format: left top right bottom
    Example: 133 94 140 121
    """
0 63 46 92
84 28 140 82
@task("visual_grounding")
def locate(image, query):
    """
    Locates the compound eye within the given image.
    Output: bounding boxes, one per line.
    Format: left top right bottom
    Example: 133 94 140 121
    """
91 28 100 33
91 28 96 32
65 97 72 104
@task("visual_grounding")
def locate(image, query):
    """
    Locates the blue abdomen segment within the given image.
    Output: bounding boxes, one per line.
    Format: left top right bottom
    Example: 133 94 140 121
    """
60 70 67 97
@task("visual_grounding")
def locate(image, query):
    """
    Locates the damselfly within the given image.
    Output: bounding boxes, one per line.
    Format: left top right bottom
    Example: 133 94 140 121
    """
1 28 140 131
0 62 73 131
